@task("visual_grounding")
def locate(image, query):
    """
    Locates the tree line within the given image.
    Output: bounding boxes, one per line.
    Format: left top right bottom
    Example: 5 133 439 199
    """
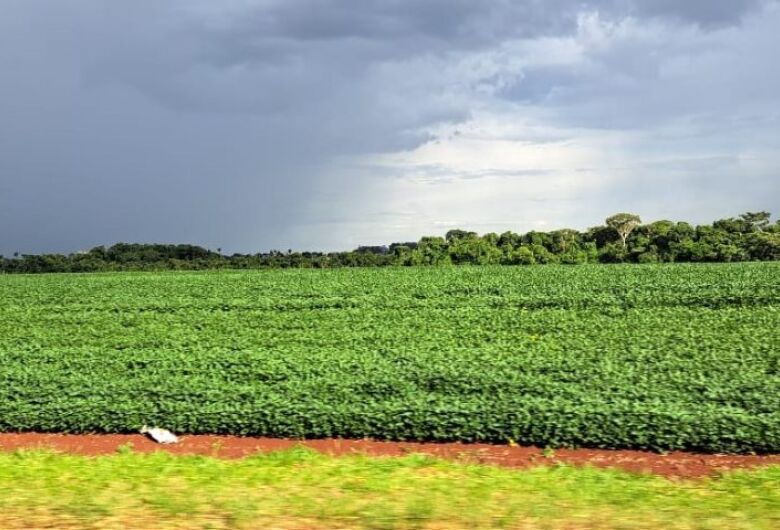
2 211 778 273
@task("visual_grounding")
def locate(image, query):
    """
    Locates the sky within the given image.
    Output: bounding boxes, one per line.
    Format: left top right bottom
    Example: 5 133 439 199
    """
1 0 778 255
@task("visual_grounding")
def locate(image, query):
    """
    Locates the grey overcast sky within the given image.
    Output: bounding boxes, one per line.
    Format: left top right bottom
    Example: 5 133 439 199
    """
1 0 778 255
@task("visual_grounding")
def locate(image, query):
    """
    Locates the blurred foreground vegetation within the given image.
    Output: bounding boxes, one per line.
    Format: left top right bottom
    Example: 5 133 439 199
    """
0 448 778 529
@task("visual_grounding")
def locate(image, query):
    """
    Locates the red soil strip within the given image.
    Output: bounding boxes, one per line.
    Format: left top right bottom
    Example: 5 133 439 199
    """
1 433 778 478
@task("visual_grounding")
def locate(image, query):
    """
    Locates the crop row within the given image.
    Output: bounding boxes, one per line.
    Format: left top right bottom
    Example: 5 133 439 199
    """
1 263 778 452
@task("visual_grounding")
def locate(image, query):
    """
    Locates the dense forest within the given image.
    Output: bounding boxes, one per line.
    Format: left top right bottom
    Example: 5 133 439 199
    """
2 212 778 273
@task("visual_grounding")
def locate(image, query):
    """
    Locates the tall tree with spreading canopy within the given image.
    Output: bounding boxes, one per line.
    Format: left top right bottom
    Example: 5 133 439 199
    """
606 213 642 248
740 211 771 232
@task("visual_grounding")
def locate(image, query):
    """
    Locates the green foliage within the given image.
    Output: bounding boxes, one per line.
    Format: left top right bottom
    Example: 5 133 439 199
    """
0 264 778 453
599 242 627 263
448 235 502 265
410 237 451 266
505 246 535 265
1 212 778 274
637 251 659 264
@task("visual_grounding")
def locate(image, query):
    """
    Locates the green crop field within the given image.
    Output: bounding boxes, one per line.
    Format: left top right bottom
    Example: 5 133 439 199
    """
1 263 778 452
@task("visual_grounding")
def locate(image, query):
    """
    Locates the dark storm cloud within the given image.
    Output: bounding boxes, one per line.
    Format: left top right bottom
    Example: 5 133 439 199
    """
213 0 576 45
0 0 777 255
625 0 765 26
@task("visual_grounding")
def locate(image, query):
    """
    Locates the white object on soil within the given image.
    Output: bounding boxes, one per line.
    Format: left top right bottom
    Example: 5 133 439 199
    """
140 425 179 444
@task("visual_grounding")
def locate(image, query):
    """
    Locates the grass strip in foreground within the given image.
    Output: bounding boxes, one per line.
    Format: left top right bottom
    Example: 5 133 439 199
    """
0 447 778 529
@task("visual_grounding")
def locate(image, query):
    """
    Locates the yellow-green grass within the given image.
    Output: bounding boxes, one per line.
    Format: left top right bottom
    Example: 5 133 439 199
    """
0 447 778 529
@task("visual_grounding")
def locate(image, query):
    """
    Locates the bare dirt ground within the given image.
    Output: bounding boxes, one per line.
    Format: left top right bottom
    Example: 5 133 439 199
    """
2 433 779 478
